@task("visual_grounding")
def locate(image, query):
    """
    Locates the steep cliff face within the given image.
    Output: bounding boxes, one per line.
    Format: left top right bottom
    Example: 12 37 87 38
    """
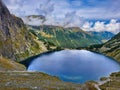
0 0 26 60
0 0 47 61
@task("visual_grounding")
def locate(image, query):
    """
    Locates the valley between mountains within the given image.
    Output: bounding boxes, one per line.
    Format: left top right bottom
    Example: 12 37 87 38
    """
0 0 120 90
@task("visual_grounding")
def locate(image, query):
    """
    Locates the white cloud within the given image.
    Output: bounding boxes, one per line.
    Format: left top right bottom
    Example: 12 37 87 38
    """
35 0 54 16
22 16 45 26
82 22 93 31
82 19 120 34
44 15 57 25
3 0 120 19
22 11 85 27
3 0 120 33
3 0 55 16
106 19 120 34
93 21 105 32
61 11 85 27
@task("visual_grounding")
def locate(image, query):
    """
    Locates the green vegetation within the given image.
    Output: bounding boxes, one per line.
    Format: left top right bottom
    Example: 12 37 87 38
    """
0 1 120 90
15 31 47 61
28 25 101 48
0 0 48 62
83 32 120 63
88 31 114 43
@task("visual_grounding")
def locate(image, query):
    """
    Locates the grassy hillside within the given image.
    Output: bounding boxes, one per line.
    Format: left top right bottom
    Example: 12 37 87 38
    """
28 25 101 48
100 32 120 62
0 57 25 71
84 32 120 63
88 31 114 43
0 71 97 90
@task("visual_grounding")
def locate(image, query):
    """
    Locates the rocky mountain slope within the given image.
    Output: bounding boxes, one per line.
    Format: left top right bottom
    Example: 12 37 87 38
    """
23 15 115 47
85 32 120 63
0 1 97 89
88 31 115 43
100 32 120 62
28 25 102 48
0 0 119 89
0 0 47 61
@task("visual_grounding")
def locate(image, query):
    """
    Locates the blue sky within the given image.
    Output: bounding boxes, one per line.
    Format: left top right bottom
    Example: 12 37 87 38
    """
3 0 120 33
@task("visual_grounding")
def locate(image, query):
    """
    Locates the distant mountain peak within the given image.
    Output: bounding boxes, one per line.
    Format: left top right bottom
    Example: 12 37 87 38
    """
22 15 46 26
27 15 45 19
87 31 115 43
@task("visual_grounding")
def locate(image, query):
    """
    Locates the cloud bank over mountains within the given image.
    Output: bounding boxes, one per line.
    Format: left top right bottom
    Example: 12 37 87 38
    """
3 0 120 34
82 19 120 34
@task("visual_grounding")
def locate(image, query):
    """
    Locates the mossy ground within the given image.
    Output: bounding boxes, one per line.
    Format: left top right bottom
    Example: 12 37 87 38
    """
0 57 25 71
100 72 120 90
0 71 84 90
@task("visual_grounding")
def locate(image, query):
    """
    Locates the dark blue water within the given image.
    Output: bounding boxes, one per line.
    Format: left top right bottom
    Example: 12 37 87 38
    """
28 50 120 83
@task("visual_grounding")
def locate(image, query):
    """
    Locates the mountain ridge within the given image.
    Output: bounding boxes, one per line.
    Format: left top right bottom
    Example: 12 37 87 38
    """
0 0 47 61
23 15 115 48
0 0 119 89
88 31 115 43
28 25 102 48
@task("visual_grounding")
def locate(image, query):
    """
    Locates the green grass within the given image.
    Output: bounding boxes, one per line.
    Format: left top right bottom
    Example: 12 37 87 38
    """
29 25 101 48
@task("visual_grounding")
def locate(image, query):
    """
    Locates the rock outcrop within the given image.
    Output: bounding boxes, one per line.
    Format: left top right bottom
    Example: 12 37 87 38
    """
0 0 47 61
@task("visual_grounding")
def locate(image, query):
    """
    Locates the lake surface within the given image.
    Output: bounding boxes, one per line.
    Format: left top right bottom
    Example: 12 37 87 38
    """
27 50 120 83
